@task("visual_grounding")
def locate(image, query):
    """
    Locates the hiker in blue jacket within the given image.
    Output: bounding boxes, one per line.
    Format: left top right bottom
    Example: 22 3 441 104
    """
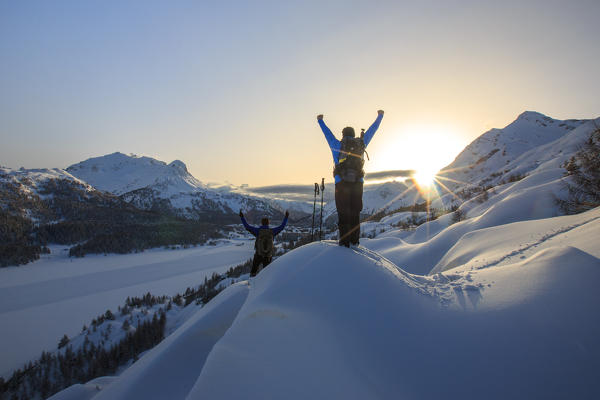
239 210 289 276
317 110 384 247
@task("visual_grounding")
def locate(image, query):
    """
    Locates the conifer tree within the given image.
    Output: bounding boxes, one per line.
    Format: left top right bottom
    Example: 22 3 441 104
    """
58 334 69 349
560 127 600 213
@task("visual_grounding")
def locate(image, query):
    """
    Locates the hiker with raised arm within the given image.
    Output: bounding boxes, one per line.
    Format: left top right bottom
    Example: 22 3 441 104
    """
239 210 289 276
317 110 384 247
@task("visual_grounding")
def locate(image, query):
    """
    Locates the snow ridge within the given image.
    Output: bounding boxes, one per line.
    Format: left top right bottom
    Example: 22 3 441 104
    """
67 240 600 400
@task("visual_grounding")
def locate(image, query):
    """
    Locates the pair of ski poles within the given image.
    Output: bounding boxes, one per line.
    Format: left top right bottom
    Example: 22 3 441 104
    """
311 178 325 241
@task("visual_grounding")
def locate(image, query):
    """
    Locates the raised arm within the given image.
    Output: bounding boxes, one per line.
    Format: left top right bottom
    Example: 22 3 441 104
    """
271 211 289 236
317 114 339 150
363 110 384 147
239 211 259 237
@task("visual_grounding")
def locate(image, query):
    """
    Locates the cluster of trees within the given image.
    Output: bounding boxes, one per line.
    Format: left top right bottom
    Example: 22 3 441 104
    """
0 177 229 266
367 202 429 223
0 175 47 266
449 204 467 225
0 310 166 400
0 211 44 267
123 293 170 310
67 220 222 257
178 258 259 307
559 127 600 214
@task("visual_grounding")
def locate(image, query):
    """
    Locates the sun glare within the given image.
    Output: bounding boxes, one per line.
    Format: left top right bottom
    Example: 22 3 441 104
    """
413 168 437 187
370 124 465 181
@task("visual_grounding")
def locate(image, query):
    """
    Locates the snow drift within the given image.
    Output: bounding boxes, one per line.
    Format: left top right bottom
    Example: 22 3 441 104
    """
57 240 600 399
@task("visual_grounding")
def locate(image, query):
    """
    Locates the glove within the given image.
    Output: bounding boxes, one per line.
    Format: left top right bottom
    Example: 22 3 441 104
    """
239 210 243 218
285 211 289 218
377 110 384 115
317 114 323 120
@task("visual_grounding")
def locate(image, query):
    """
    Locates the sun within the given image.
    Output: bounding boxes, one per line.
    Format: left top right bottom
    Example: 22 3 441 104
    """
368 123 464 184
412 168 437 187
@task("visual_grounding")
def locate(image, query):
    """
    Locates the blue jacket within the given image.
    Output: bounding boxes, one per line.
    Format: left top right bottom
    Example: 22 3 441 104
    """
240 215 288 237
319 114 383 183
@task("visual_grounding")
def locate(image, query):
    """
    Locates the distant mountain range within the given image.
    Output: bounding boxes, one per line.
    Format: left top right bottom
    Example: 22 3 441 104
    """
2 110 596 222
1 110 597 265
2 111 596 222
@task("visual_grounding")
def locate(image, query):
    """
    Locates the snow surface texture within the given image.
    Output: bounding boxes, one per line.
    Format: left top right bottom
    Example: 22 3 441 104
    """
0 240 254 376
53 240 600 399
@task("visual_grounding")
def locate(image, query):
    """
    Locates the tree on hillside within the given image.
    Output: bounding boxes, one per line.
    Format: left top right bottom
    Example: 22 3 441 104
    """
559 127 600 214
58 334 69 349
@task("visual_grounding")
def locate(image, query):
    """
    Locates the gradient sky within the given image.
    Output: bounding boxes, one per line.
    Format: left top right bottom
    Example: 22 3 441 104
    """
1 0 599 186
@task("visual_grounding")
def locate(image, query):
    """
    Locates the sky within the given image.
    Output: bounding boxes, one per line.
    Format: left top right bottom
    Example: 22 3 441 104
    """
1 0 599 187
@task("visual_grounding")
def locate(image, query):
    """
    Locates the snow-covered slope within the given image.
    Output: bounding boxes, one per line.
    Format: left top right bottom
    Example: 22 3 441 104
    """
54 240 600 399
360 116 599 275
437 111 587 192
431 207 600 274
0 166 92 196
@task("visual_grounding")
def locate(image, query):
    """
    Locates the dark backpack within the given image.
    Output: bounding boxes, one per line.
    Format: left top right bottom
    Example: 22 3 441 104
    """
334 136 366 182
255 228 274 258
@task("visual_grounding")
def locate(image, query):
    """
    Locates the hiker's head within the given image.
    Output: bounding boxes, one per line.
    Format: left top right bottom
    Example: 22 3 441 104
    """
261 217 269 226
342 127 355 138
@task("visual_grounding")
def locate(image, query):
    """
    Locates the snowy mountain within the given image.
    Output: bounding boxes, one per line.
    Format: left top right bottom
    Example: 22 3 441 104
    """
64 152 425 221
0 166 93 198
320 112 591 219
364 116 600 275
437 111 587 193
66 152 294 220
66 152 204 196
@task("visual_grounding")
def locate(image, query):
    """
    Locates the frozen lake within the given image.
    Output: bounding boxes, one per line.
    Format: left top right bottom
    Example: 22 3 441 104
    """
0 239 254 377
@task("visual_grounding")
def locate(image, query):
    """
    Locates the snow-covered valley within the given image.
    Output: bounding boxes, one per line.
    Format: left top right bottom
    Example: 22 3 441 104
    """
0 239 255 378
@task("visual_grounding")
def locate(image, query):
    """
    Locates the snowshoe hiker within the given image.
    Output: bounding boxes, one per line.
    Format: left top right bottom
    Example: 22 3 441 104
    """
239 210 289 276
318 110 384 247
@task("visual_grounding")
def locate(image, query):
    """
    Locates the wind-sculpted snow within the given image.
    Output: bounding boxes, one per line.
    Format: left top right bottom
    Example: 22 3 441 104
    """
364 168 577 275
431 206 600 274
70 240 600 399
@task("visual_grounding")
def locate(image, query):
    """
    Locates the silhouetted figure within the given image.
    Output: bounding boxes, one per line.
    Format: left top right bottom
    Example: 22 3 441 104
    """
239 210 289 276
317 110 384 247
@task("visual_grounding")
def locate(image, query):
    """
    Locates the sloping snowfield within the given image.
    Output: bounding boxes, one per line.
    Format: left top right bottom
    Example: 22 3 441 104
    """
0 239 254 377
52 234 600 399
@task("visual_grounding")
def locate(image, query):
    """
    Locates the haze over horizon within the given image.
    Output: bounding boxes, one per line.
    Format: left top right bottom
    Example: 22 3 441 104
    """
1 0 599 186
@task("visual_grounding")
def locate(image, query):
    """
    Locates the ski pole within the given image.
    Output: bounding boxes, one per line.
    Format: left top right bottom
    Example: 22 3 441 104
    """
319 178 325 240
311 183 319 241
